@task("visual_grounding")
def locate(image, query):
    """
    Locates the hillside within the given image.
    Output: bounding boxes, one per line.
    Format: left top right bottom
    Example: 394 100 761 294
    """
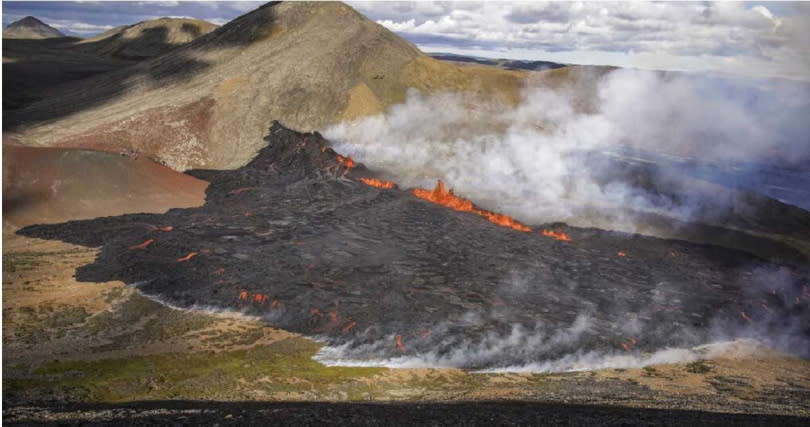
3 17 217 112
3 16 64 39
4 1 532 171
75 17 218 60
2 145 207 250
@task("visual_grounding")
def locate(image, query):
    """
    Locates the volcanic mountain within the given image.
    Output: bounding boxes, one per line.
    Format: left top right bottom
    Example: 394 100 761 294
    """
20 122 809 368
4 1 529 171
75 18 218 60
3 16 64 39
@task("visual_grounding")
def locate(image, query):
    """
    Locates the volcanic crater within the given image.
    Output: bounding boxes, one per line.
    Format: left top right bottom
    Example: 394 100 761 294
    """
19 122 810 369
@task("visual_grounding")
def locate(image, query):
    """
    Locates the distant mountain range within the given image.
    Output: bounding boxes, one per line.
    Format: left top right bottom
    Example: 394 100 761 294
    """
429 52 566 71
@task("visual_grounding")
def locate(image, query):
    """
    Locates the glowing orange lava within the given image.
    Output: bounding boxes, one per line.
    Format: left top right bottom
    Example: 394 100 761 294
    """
158 226 173 232
175 252 198 262
395 334 408 355
229 187 260 195
617 251 626 257
412 180 531 232
342 320 357 334
620 337 638 352
129 238 154 250
360 178 395 189
336 155 355 172
239 291 248 301
541 229 571 242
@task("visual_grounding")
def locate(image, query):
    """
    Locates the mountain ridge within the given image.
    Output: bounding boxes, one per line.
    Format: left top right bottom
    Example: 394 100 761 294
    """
4 1 531 170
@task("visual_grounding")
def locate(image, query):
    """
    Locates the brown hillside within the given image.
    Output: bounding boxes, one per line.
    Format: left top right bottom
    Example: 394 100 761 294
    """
2 145 207 245
4 1 532 170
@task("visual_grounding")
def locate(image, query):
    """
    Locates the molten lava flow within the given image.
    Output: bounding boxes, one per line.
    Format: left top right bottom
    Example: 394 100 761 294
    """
412 180 532 232
342 320 357 334
158 226 173 232
310 308 323 318
129 238 154 250
229 187 260 195
360 178 394 189
395 334 408 355
617 251 627 257
335 154 355 171
270 297 281 309
741 311 752 323
413 180 474 212
479 211 532 233
620 337 638 352
175 252 198 262
542 229 571 242
239 291 248 301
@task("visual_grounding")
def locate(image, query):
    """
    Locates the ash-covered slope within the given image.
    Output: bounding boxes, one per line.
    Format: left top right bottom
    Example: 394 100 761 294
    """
3 16 64 39
5 1 527 171
75 18 218 60
20 122 809 369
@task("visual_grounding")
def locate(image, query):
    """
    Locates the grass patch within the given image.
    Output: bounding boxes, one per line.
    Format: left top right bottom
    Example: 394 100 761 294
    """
4 337 385 403
686 360 713 374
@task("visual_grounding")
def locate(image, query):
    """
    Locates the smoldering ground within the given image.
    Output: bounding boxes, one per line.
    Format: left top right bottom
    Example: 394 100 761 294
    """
19 122 809 371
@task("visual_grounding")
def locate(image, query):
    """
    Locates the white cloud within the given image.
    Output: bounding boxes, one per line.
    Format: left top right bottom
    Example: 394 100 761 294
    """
349 1 810 80
47 19 114 34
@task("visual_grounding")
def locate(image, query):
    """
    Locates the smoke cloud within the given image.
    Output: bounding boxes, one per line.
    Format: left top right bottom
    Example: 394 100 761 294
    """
325 69 810 229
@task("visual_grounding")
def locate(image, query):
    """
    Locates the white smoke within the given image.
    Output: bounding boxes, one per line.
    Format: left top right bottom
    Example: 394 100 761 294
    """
325 69 810 229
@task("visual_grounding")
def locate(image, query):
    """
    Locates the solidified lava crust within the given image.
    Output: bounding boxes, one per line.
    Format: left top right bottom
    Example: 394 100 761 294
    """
20 121 810 367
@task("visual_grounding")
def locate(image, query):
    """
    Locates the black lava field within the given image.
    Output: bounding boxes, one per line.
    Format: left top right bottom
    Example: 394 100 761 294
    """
20 122 810 369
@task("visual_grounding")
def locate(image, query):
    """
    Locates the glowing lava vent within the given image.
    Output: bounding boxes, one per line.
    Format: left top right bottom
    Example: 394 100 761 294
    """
412 180 532 233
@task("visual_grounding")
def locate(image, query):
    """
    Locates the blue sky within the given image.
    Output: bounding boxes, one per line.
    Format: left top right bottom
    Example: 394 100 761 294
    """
3 1 808 80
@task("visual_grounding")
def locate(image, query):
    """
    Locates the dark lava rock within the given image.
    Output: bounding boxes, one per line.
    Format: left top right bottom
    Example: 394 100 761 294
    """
19 121 809 368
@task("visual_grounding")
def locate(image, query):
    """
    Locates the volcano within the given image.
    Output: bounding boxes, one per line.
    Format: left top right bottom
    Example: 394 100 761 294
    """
20 122 810 369
3 16 64 39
